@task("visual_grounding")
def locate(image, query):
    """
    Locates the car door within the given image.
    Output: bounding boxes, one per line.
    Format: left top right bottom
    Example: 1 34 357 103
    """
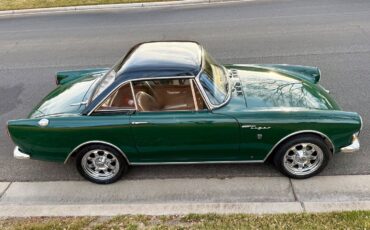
129 78 240 163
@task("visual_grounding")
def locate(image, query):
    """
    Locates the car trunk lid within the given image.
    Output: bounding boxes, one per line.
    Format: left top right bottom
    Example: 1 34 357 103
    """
29 74 101 118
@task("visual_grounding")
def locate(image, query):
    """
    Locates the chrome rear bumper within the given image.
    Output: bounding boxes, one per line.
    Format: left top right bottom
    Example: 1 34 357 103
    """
340 134 360 153
13 146 30 159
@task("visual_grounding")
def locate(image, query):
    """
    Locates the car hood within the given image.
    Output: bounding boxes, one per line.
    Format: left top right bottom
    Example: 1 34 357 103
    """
226 64 340 110
29 74 101 118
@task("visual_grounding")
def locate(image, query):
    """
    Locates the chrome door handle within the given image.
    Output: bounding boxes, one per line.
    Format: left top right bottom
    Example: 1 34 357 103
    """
131 121 149 125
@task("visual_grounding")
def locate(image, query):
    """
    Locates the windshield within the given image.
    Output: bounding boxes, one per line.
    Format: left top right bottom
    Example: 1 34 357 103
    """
199 51 229 106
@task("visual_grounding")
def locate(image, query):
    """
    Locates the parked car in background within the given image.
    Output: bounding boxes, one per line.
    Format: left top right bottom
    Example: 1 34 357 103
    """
7 41 362 184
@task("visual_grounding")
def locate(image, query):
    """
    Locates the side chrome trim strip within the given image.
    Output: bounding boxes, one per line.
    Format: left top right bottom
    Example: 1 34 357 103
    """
131 160 263 166
64 140 130 164
262 130 335 162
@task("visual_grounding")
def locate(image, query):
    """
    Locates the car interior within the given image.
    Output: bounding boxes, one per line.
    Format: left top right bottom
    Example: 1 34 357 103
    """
96 78 207 112
133 79 206 111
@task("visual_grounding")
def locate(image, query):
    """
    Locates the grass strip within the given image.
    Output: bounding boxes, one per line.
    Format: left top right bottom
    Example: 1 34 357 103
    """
0 211 370 229
0 0 172 11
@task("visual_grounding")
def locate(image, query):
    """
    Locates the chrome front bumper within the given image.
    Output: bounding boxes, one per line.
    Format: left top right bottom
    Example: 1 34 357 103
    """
13 146 30 159
340 134 360 153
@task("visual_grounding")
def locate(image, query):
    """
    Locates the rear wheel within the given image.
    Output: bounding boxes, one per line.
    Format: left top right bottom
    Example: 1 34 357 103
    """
273 135 331 179
76 144 128 184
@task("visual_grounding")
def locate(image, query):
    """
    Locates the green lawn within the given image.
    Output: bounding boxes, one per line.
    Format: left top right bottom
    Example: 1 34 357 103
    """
0 0 172 11
1 211 370 229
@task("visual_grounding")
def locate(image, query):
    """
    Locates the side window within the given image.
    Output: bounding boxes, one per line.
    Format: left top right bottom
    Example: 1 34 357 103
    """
132 78 206 112
96 83 135 111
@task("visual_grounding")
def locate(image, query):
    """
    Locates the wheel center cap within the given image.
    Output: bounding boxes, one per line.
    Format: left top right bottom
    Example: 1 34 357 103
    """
95 157 106 167
296 151 307 163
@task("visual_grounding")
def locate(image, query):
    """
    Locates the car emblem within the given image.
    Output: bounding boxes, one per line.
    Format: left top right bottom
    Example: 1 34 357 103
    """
242 124 271 130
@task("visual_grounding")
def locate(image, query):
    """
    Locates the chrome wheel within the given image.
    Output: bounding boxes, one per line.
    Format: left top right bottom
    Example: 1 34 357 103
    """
81 149 120 180
283 143 323 176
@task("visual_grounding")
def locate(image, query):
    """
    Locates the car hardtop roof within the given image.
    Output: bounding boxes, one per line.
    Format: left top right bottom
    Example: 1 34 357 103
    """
115 41 203 82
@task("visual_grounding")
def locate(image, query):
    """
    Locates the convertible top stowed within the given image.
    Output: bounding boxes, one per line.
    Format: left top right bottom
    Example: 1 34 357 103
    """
115 41 202 82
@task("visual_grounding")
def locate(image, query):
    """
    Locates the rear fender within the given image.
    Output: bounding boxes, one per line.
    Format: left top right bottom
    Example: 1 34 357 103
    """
56 68 109 85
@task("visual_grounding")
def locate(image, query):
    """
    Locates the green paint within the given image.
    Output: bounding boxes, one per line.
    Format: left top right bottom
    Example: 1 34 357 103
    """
7 61 361 164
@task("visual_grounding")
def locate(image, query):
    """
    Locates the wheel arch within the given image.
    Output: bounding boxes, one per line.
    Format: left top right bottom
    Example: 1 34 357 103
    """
264 130 335 162
64 140 130 164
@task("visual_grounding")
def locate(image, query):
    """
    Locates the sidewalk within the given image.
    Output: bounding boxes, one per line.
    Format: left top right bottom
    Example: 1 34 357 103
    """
0 175 370 216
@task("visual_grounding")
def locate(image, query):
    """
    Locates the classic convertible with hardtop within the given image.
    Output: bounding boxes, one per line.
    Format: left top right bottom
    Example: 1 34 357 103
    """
7 41 362 184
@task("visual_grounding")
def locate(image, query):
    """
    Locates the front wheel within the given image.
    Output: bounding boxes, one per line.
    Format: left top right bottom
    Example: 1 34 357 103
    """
76 144 128 184
273 135 331 179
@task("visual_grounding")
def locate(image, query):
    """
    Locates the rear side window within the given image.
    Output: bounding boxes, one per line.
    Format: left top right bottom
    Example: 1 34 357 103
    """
96 83 135 111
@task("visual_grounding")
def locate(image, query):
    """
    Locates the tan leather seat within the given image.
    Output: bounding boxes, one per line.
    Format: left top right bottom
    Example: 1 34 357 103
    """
135 91 160 112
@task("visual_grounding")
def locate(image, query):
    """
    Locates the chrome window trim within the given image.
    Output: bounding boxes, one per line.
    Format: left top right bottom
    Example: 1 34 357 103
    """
195 72 231 110
88 82 134 115
95 109 135 113
193 74 211 110
134 109 207 114
131 77 202 113
190 79 199 111
88 76 196 115
130 81 138 110
262 130 335 162
131 80 210 113
64 140 130 164
195 76 214 109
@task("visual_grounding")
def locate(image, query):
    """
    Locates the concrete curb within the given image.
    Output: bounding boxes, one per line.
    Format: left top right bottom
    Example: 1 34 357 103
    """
0 202 303 216
2 201 370 216
0 0 252 16
1 175 370 216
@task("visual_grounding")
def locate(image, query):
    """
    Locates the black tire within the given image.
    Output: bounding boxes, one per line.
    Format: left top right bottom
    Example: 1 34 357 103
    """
75 144 128 184
273 134 332 179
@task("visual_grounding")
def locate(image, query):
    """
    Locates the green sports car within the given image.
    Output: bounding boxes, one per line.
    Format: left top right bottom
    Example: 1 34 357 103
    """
7 41 362 184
